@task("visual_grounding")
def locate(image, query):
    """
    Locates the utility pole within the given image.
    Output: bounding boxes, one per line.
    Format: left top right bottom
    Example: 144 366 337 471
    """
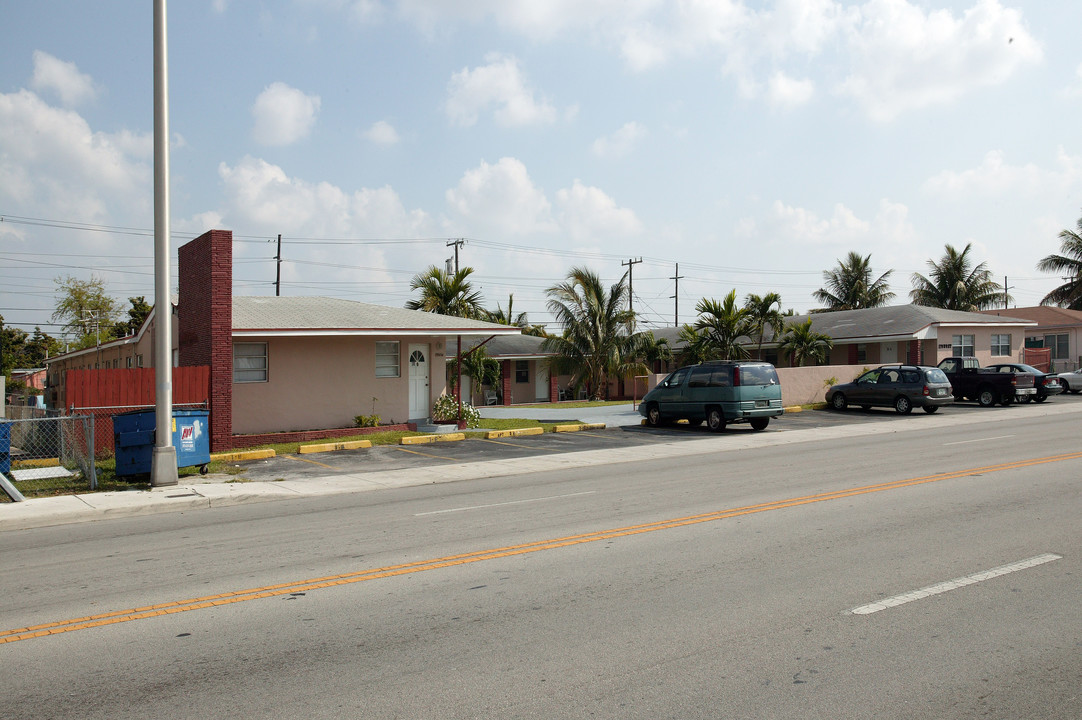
1003 275 1014 310
447 238 465 274
275 234 282 296
151 0 178 487
622 257 642 314
670 263 684 326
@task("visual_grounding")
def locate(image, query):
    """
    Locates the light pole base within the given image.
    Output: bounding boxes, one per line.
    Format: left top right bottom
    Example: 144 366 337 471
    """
151 446 179 487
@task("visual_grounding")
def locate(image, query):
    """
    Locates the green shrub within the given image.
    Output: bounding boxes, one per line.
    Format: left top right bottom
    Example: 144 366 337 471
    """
353 414 381 428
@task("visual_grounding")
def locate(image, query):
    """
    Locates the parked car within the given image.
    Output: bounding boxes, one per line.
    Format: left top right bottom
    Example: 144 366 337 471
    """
937 356 1036 407
825 364 953 414
984 363 1062 402
639 361 783 432
1055 368 1082 394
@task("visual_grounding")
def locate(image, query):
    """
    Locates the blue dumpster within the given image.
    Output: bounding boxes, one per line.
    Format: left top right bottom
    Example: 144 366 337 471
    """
0 422 10 475
113 409 210 477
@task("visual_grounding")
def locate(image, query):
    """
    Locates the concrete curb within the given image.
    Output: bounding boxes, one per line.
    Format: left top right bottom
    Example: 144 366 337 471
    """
553 422 607 433
484 427 545 439
298 439 372 454
210 449 276 462
400 433 466 445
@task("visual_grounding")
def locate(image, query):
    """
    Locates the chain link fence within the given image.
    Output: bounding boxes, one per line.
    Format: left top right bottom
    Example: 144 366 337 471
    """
1 413 97 500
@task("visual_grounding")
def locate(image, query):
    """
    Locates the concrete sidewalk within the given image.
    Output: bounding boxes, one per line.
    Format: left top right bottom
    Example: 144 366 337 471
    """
478 402 644 428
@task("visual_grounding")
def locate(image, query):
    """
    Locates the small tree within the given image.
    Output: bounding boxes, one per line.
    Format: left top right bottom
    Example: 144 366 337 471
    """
112 296 152 338
779 319 834 367
744 292 785 360
51 275 119 349
693 290 752 361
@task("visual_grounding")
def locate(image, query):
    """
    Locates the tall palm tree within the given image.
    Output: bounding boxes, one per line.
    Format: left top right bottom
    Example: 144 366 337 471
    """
405 265 485 318
910 243 1006 311
542 267 646 400
693 290 752 361
813 252 894 311
675 324 712 366
636 331 674 373
1037 213 1082 308
778 319 834 367
486 293 529 328
744 292 784 360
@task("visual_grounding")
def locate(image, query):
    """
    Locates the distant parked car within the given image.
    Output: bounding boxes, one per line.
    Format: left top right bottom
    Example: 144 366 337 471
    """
1056 368 1082 394
985 363 1062 402
825 364 954 414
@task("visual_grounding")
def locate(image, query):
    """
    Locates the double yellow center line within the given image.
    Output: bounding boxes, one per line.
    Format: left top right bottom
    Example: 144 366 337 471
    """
3 450 1079 645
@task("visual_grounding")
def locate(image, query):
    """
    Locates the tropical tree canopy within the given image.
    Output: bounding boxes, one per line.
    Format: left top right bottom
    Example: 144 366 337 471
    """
779 319 834 367
542 266 647 400
405 265 485 318
486 293 529 328
691 290 753 361
910 243 1006 311
51 275 120 349
1037 212 1082 308
813 252 894 311
744 292 784 360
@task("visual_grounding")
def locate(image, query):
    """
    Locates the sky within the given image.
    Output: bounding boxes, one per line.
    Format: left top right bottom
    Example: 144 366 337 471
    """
2 0 1082 340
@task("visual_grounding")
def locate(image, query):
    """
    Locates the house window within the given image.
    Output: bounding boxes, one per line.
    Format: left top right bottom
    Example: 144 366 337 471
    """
126 357 133 368
952 334 975 357
136 354 144 367
856 344 867 363
375 341 400 378
516 360 529 383
1044 333 1069 360
990 334 1011 356
233 342 268 383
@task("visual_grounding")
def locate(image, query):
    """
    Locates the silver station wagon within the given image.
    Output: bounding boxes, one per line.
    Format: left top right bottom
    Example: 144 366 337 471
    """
639 361 784 432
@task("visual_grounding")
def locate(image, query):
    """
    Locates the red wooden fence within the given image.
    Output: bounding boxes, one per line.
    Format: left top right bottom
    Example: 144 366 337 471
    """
65 367 210 454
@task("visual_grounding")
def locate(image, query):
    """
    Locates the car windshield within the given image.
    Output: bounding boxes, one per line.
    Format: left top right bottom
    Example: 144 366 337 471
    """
925 368 949 384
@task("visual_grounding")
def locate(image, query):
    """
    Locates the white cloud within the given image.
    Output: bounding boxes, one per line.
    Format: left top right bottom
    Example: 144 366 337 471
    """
766 71 814 109
770 200 871 246
1063 63 1082 99
445 54 557 127
363 120 400 146
591 122 647 158
445 157 557 234
251 82 321 146
30 51 97 107
217 156 432 238
924 149 1082 198
0 89 150 222
556 180 643 243
836 0 1042 121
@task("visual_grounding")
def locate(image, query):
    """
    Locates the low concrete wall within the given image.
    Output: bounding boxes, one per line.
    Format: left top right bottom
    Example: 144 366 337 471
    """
776 364 865 407
644 364 867 408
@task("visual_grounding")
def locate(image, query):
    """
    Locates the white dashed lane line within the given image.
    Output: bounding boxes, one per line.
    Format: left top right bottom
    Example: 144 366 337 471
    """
851 553 1063 615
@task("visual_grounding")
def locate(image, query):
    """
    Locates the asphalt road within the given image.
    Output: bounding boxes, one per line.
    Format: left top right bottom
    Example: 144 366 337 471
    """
2 400 1080 719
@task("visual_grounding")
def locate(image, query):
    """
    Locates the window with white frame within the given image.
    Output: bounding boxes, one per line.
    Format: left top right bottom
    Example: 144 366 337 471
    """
516 360 529 383
375 341 400 378
856 344 867 363
991 333 1011 356
952 334 975 357
233 342 268 383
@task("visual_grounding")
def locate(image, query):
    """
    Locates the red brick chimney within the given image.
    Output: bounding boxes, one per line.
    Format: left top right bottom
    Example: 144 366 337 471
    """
178 230 232 451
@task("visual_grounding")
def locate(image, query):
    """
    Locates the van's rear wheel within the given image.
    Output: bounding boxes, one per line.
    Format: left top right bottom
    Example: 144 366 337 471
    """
750 417 769 431
706 407 726 432
645 403 663 427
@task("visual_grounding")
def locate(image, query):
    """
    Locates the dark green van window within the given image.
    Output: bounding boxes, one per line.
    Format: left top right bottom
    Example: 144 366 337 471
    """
687 366 713 387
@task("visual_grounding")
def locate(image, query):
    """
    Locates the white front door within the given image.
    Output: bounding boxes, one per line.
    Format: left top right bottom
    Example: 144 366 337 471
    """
408 344 429 419
536 364 548 402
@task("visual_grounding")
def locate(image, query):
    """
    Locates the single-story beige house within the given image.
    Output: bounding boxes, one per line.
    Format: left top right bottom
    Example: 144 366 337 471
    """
979 306 1082 372
45 230 521 450
454 334 576 405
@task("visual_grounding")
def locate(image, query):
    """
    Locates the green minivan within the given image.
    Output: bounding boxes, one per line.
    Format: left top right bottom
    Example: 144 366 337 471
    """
638 361 784 432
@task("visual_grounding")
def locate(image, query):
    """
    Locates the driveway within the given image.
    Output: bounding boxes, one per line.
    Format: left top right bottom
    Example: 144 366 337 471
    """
478 402 644 427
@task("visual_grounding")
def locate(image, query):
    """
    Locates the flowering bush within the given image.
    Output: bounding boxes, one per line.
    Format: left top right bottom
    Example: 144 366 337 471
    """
431 394 481 428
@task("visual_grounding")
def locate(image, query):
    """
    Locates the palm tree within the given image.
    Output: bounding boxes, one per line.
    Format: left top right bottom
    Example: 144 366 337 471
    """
405 265 485 318
910 243 1006 311
636 331 674 373
744 292 784 360
693 290 752 361
813 252 894 311
1037 213 1082 308
778 319 834 367
542 267 647 400
486 293 529 328
675 324 712 366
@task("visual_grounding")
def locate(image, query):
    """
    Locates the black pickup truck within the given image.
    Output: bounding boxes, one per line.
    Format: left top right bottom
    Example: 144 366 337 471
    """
937 357 1036 407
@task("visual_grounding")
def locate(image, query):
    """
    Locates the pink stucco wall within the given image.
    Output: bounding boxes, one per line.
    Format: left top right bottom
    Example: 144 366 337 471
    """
232 335 447 435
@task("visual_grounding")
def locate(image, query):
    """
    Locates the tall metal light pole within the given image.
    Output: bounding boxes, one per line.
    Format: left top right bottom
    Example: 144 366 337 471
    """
151 0 178 487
